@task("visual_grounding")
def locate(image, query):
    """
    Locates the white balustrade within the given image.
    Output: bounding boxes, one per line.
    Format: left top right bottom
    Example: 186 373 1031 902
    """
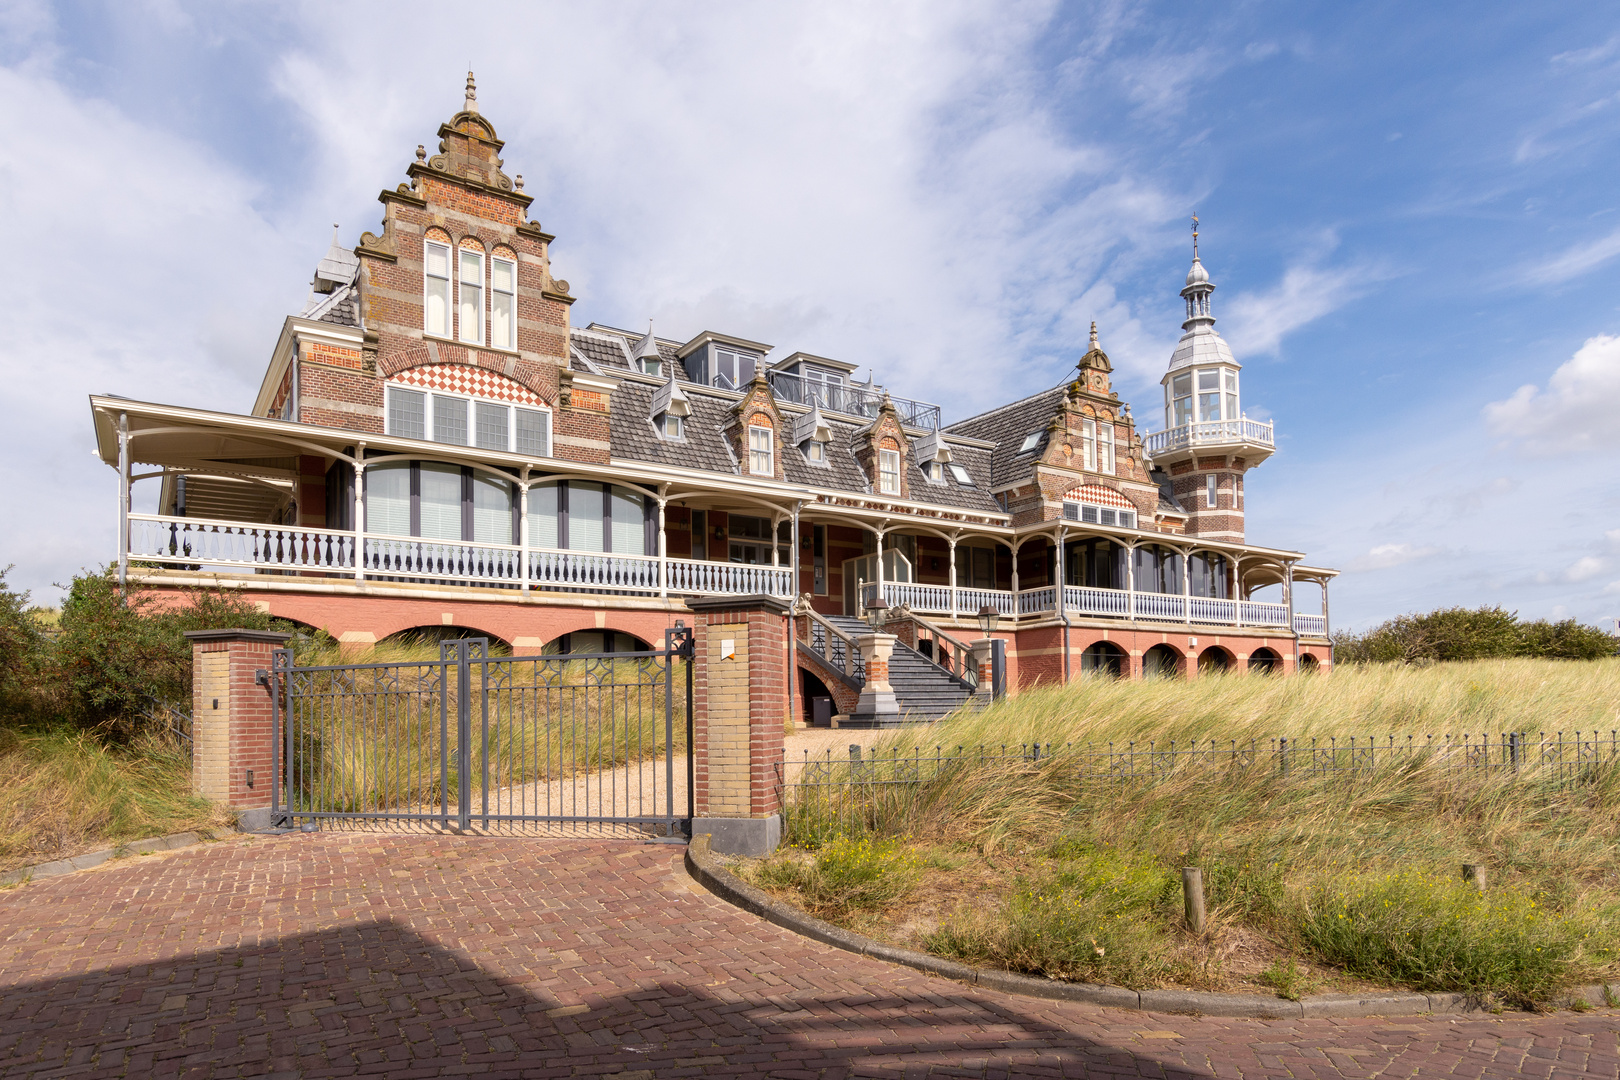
1145 418 1274 456
880 582 952 612
1294 613 1328 636
664 556 792 597
1064 586 1131 617
366 536 524 585
1240 601 1291 628
1133 592 1187 621
128 514 355 573
956 588 1016 616
1017 587 1056 615
528 548 658 592
1189 597 1239 625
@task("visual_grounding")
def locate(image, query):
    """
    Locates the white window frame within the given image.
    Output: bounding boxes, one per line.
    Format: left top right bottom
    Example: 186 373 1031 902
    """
1097 422 1114 474
457 247 485 346
947 463 973 486
659 412 684 440
1206 474 1218 508
384 380 551 456
424 240 452 339
490 254 517 351
1017 432 1041 454
878 448 901 494
1081 418 1096 471
748 425 774 476
803 438 827 464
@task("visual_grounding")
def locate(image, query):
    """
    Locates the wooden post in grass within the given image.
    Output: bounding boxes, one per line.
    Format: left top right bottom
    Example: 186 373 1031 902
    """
1463 864 1487 891
1181 867 1206 934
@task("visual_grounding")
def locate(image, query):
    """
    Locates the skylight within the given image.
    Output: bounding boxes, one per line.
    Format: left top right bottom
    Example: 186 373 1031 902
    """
947 463 973 486
1017 432 1041 454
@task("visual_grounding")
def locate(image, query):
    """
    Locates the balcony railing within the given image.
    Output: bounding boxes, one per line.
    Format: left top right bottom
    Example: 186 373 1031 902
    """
767 369 942 429
127 514 791 598
1144 418 1275 457
869 580 1320 635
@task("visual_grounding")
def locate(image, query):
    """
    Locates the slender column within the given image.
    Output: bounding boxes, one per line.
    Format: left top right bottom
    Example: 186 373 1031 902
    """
872 525 887 611
947 533 959 619
116 412 130 593
657 495 669 599
352 442 366 582
519 468 531 596
1229 553 1241 626
1009 539 1020 597
1322 578 1331 636
1182 548 1191 624
1125 541 1136 619
1055 528 1067 616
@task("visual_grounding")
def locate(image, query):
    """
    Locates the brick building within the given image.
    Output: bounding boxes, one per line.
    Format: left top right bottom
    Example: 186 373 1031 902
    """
89 77 1336 723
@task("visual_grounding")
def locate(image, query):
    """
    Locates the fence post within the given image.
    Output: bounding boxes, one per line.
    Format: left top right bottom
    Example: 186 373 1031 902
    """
185 629 292 831
1182 867 1206 935
686 594 791 856
1462 864 1487 892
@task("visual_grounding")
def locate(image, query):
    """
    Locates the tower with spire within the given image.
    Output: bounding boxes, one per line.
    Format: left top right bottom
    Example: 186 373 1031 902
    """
1143 216 1276 543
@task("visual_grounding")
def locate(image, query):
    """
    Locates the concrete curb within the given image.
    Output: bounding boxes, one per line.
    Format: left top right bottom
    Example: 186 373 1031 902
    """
0 831 209 889
684 834 1616 1018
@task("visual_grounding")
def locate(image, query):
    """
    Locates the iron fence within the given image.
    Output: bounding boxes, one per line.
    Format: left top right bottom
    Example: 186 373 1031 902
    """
791 731 1620 793
268 628 694 833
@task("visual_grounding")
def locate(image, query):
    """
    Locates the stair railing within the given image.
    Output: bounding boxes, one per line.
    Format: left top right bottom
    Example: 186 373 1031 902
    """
889 605 978 689
800 602 865 682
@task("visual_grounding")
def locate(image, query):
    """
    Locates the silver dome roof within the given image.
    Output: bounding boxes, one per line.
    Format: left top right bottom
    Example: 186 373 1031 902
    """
1168 325 1237 373
1185 256 1209 287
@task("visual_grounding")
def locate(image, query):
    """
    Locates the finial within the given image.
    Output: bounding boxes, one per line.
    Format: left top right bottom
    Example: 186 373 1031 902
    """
416 144 426 163
1089 321 1098 350
464 71 478 114
1191 211 1199 258
514 173 524 191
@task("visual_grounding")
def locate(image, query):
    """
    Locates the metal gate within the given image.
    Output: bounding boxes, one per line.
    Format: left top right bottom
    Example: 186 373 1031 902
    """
267 626 694 834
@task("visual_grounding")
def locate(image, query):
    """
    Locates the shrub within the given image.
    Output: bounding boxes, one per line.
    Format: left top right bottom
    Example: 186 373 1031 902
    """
52 570 277 739
928 847 1176 987
757 834 922 918
1296 869 1606 1005
1335 606 1617 666
0 568 47 720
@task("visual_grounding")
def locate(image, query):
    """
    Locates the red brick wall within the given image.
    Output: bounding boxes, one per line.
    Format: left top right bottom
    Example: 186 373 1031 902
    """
691 601 789 820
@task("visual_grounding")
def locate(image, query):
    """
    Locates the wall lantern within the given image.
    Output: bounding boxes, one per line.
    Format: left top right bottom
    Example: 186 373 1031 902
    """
977 604 1000 638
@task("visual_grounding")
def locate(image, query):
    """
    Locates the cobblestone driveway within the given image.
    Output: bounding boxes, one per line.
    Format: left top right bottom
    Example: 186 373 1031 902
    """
0 833 1614 1078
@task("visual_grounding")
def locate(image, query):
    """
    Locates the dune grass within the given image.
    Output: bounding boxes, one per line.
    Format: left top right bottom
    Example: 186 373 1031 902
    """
763 659 1620 1005
0 727 227 873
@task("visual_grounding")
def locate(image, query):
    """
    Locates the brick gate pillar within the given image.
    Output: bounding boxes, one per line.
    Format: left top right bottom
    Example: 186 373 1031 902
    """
685 595 790 856
185 629 291 831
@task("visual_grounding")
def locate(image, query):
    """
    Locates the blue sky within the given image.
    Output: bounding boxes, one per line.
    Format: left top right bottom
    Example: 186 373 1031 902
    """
2 1 1618 631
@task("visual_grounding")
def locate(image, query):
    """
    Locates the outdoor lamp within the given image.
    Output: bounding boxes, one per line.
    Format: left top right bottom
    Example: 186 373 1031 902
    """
977 604 1000 638
865 595 888 628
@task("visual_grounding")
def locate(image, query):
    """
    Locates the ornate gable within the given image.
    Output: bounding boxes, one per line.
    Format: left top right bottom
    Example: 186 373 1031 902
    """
724 369 787 480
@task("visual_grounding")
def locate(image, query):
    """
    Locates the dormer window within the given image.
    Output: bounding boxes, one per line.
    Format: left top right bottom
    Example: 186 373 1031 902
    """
804 439 826 463
424 241 452 338
878 448 900 494
660 413 684 439
642 356 662 377
748 426 774 476
650 370 691 442
1018 432 1041 454
713 347 756 390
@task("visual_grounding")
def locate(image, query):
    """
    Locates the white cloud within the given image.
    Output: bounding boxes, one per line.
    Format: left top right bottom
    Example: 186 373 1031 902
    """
1602 581 1620 597
1346 543 1444 573
1483 333 1620 456
1222 261 1378 357
1516 226 1620 286
1564 556 1608 583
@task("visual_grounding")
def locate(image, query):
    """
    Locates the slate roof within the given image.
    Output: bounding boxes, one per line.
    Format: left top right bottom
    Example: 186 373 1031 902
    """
606 377 1000 513
943 385 1067 487
317 287 358 327
574 327 691 381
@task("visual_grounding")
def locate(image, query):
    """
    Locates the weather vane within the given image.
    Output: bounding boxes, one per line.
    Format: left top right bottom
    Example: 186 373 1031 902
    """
1191 212 1200 257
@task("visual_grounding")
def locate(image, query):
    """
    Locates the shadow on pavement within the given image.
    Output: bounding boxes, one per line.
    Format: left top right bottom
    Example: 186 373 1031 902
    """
0 917 1214 1078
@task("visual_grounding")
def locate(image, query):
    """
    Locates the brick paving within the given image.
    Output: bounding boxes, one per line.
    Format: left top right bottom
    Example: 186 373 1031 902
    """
0 834 1614 1078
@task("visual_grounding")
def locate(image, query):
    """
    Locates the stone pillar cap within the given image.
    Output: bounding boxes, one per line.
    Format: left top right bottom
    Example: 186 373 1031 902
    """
183 628 293 644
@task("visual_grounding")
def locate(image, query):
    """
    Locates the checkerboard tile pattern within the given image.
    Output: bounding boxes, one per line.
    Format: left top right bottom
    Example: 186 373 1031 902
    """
394 362 546 407
0 834 1613 1078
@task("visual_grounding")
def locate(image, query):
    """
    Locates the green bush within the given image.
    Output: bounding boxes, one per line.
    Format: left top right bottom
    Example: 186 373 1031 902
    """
0 568 47 720
757 834 922 918
45 569 278 738
928 847 1176 986
1297 869 1606 1005
1335 606 1617 666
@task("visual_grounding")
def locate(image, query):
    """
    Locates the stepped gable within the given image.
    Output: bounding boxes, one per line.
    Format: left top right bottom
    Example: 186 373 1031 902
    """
943 385 1067 487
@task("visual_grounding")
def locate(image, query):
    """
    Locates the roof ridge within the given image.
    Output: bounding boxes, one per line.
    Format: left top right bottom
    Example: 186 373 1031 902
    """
944 382 1066 433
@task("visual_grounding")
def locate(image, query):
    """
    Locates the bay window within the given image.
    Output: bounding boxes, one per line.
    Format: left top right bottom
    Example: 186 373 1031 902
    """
525 480 651 555
458 249 484 344
424 241 451 338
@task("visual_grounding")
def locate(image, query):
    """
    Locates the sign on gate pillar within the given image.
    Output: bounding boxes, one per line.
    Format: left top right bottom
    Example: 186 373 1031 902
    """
185 629 291 831
685 594 790 856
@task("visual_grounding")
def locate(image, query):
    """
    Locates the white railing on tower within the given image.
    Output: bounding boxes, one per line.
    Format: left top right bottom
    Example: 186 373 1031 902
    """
1144 418 1274 457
